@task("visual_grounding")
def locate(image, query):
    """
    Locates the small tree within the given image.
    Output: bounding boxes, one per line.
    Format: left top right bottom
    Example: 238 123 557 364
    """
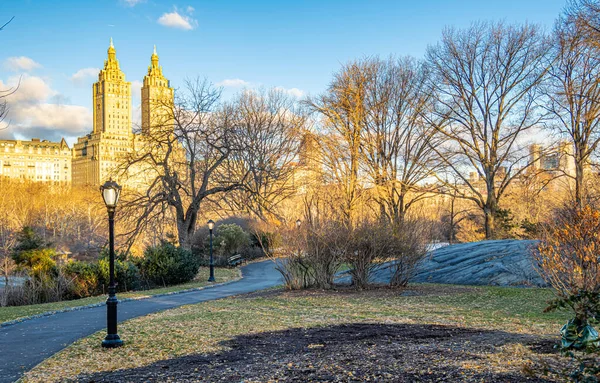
534 204 600 350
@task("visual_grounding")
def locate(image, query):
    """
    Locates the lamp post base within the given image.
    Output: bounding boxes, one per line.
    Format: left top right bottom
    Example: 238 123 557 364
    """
102 334 123 348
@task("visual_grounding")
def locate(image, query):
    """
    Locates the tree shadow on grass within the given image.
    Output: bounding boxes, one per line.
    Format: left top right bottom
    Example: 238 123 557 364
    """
79 323 559 382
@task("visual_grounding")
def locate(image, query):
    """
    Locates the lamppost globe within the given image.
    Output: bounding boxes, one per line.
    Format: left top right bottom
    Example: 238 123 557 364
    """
296 219 301 228
100 179 122 209
207 219 215 231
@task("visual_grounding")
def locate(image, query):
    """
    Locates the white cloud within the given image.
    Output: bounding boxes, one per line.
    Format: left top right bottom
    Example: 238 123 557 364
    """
0 75 91 141
71 67 100 86
131 80 143 104
186 6 195 13
131 80 143 91
217 78 251 88
132 104 142 129
157 9 197 30
0 75 55 103
275 86 305 98
4 56 42 72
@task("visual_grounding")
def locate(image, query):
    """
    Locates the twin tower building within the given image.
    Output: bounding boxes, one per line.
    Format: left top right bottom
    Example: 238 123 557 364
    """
72 39 174 186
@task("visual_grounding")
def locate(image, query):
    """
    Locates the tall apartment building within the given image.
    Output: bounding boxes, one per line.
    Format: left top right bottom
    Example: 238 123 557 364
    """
72 38 133 186
0 138 72 183
72 39 174 187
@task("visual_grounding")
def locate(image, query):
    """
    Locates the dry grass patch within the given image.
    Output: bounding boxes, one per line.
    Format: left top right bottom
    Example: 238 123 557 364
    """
21 284 577 382
1 267 240 324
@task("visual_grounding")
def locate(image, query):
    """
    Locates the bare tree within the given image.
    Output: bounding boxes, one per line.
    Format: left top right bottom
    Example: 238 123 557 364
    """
0 17 17 130
544 15 600 206
218 89 304 223
306 62 369 227
121 79 302 249
120 79 235 249
426 22 551 239
360 56 443 225
0 225 16 287
566 0 600 46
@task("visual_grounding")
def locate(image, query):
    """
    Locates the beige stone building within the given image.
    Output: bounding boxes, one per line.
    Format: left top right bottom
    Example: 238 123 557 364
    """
73 39 174 187
529 141 576 177
0 138 72 183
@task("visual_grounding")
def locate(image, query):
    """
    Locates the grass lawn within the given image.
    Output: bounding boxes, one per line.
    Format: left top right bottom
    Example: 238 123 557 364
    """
23 284 588 382
0 267 240 324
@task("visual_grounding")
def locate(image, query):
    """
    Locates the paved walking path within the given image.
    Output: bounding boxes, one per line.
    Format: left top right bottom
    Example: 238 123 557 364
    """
0 260 283 383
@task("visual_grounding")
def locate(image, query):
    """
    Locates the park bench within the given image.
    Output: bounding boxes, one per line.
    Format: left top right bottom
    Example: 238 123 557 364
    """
227 254 244 267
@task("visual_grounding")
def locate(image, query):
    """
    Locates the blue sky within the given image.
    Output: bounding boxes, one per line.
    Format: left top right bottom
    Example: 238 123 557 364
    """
1 0 567 144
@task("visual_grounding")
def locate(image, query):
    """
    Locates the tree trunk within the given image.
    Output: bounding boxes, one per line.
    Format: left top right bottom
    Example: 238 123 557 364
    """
176 216 194 251
449 195 456 244
575 160 584 208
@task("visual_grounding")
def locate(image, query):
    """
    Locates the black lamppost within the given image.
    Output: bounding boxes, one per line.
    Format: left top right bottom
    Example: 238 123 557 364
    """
295 219 302 258
207 220 215 282
100 179 123 348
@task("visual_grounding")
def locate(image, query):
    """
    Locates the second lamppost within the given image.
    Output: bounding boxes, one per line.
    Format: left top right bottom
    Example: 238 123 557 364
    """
100 179 123 348
207 220 215 282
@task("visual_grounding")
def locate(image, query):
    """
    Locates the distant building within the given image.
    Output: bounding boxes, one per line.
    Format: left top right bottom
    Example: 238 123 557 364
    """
529 141 575 177
72 39 174 187
0 138 72 183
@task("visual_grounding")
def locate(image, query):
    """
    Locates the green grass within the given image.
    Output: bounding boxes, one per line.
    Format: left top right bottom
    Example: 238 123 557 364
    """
0 267 240 324
23 283 571 382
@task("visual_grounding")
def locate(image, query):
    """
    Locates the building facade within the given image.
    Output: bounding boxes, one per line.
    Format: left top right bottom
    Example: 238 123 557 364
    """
72 39 174 187
0 138 72 183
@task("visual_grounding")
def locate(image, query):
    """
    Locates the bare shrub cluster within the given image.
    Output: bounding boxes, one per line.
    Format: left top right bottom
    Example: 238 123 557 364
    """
274 219 429 290
534 204 600 350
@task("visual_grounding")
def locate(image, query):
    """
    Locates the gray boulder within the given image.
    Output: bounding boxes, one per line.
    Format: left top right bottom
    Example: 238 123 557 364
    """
337 239 546 287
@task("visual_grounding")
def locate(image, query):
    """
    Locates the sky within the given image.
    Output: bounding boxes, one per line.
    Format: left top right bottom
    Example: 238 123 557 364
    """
1 0 568 145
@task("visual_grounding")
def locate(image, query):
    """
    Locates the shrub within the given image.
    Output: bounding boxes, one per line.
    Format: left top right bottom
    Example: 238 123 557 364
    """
275 219 429 290
275 221 348 290
303 221 348 289
346 222 394 289
389 219 430 287
98 249 140 293
534 204 600 351
13 248 57 278
63 260 101 299
138 242 200 287
12 226 48 254
214 224 250 258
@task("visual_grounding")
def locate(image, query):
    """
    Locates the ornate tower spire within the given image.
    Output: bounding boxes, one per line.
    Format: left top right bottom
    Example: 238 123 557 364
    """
93 38 131 136
150 44 159 70
105 38 118 70
141 45 174 135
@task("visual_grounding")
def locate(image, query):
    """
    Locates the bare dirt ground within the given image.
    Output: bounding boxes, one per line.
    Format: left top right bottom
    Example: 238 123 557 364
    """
77 322 559 382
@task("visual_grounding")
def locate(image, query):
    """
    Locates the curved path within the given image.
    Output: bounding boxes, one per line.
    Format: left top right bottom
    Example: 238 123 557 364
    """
0 260 282 383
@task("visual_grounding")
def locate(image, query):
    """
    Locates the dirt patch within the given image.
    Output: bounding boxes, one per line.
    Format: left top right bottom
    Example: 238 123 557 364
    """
77 323 562 382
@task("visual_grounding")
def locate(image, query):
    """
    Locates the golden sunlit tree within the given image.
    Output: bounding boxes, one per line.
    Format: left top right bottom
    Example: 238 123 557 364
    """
544 14 600 207
426 22 551 239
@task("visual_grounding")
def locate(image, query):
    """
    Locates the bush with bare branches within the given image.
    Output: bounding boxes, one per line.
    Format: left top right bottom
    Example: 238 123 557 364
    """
274 221 347 290
389 220 430 287
534 204 600 350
